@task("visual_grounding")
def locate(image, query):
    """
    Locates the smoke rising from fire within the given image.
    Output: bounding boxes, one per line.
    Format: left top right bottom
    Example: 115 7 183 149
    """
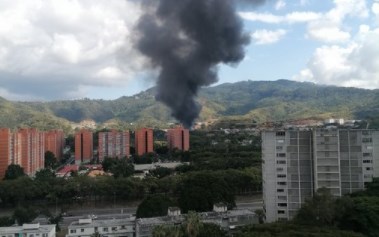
135 0 265 128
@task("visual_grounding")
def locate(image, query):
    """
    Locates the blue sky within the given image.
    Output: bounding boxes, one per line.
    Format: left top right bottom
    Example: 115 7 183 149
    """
0 0 378 101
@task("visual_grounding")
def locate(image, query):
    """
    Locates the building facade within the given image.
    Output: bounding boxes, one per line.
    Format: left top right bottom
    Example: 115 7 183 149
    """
0 128 13 178
75 129 93 164
262 129 379 223
98 130 130 162
45 130 65 160
135 128 153 156
0 223 56 237
0 128 45 177
167 127 190 151
18 128 45 175
66 218 135 237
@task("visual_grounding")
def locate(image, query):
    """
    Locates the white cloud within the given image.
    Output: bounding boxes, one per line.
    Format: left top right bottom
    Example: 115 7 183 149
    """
95 67 124 80
373 3 379 15
275 0 286 10
239 12 283 23
239 11 321 24
239 11 322 24
0 0 144 100
306 0 368 43
294 28 379 89
251 29 287 44
307 24 351 43
241 0 368 44
286 11 322 23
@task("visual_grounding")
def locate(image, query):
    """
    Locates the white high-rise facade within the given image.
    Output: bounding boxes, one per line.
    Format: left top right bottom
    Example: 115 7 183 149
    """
262 129 379 223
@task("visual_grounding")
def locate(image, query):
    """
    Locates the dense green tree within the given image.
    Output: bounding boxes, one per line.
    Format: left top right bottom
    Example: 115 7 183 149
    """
152 225 182 237
3 164 25 180
35 169 56 183
0 216 14 227
13 206 37 225
136 194 173 218
255 209 265 224
44 151 58 169
198 223 227 237
150 167 173 179
101 157 118 172
133 153 158 164
110 158 134 178
177 172 235 213
102 157 134 178
236 223 364 237
294 188 336 226
185 211 202 237
48 213 63 232
335 196 379 237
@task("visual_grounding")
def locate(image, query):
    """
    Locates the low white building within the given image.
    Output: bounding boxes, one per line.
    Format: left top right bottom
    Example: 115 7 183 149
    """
0 223 56 237
66 218 135 237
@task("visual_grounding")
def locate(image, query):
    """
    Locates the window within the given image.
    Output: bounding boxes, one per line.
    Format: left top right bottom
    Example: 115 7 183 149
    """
277 182 286 185
276 160 286 164
366 167 372 171
363 160 372 163
276 146 283 150
278 196 287 201
278 210 285 214
103 228 109 232
70 230 76 234
112 227 117 231
363 138 372 143
277 167 284 172
277 189 284 192
81 229 84 233
277 174 286 178
276 131 285 136
276 153 286 157
94 227 98 232
363 153 372 157
278 203 287 207
277 139 284 143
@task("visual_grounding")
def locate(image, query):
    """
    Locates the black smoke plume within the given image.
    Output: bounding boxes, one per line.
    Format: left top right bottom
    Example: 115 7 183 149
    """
136 0 264 128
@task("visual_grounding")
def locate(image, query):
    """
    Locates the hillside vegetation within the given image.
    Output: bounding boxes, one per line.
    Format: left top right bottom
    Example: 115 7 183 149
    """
1 80 379 130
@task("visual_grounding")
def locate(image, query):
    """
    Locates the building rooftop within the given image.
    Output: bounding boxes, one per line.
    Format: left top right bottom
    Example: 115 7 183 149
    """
0 224 55 234
136 209 255 226
69 217 135 228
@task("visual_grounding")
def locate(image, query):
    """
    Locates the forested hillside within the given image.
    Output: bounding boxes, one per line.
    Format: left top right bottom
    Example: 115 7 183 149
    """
1 80 378 130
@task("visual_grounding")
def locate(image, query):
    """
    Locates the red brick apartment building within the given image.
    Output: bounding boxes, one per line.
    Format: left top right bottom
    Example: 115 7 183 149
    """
45 130 65 159
135 128 153 156
19 128 45 175
75 129 93 164
98 130 130 162
0 128 46 178
0 128 13 178
167 127 190 151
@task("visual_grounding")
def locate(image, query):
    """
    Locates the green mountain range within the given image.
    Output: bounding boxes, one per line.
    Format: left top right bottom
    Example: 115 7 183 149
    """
1 80 379 131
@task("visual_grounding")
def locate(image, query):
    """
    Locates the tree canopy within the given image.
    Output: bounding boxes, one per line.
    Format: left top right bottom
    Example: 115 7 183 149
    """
3 164 25 180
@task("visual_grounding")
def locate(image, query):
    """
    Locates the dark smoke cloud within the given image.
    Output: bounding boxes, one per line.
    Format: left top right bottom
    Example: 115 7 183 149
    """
135 0 265 128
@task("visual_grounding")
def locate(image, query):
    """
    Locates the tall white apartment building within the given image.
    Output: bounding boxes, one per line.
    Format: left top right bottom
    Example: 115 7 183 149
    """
262 129 379 223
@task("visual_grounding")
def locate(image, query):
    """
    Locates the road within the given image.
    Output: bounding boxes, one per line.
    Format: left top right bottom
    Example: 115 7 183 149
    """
34 200 263 228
